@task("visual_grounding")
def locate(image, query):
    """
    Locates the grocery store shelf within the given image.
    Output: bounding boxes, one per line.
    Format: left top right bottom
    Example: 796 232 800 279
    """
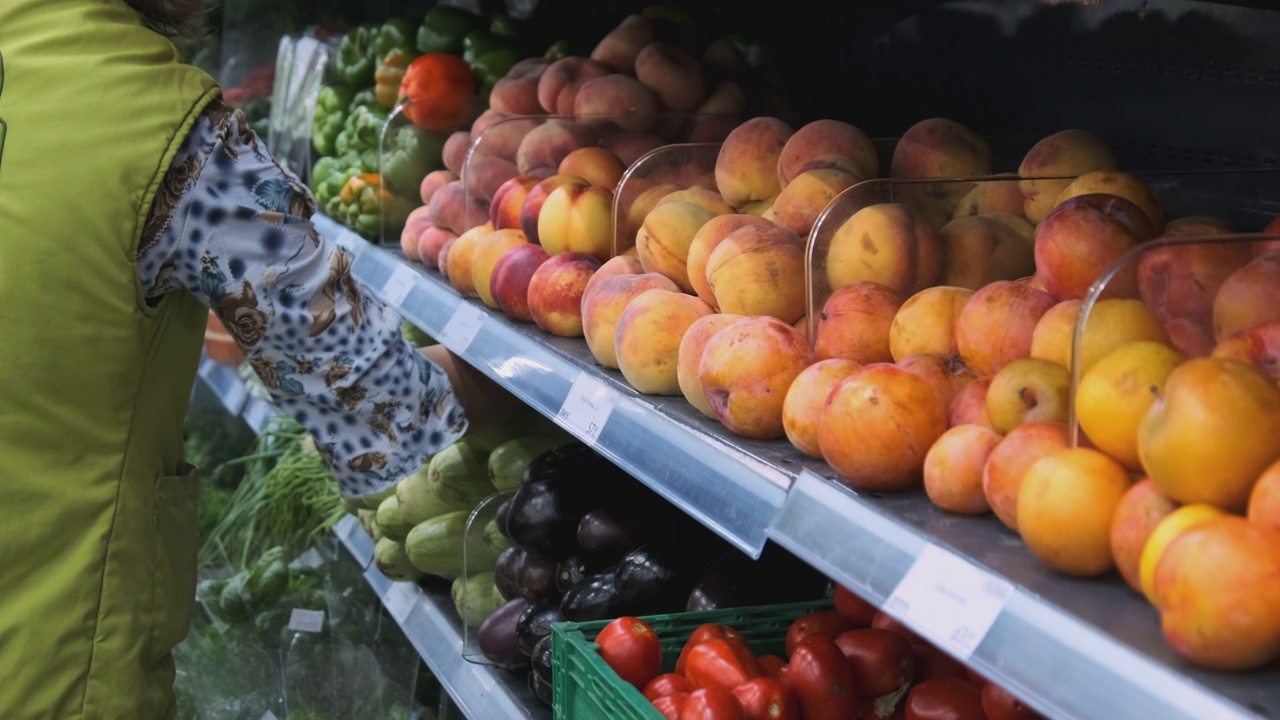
195 352 276 434
312 212 368 258
333 516 548 720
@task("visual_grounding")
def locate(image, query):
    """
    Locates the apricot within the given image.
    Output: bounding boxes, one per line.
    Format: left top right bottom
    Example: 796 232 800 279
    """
986 358 1071 435
1076 341 1185 470
948 375 996 431
698 316 816 439
889 286 974 362
614 289 714 395
705 224 808 324
924 424 1001 515
955 280 1057 377
826 203 941 296
814 281 904 364
897 353 974 411
677 313 745 417
1213 252 1280 342
1140 504 1227 605
1018 448 1132 576
686 214 773 308
1018 129 1118 224
983 421 1070 532
783 359 863 459
1110 478 1179 593
938 215 1035 290
1248 460 1280 532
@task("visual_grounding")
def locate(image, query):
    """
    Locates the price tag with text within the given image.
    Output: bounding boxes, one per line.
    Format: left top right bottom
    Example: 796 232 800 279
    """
556 372 617 443
383 581 420 624
382 264 417 306
287 608 325 633
438 301 486 351
884 544 1014 659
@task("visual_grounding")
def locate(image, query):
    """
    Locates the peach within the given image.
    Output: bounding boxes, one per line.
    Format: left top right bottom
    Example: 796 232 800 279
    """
1028 299 1081 369
1249 460 1280 532
686 214 773 308
489 58 551 116
558 146 626 190
420 169 459 206
538 183 615 260
634 42 707 112
698 316 817 439
1213 252 1280 341
1166 215 1233 235
416 226 457 270
583 255 644 298
600 131 665 167
772 168 861 239
1213 320 1280 382
590 14 654 74
1255 216 1280 257
636 200 720 292
428 179 490 235
442 131 472 177
436 236 458 278
896 352 975 409
778 119 878 186
515 120 598 177
581 272 680 368
890 117 994 225
526 251 603 337
678 313 745 417
1165 316 1217 358
688 80 748 135
889 286 974 361
812 282 904 364
615 289 714 395
1137 240 1250 327
986 358 1071 435
618 182 680 252
1034 194 1143 301
537 56 611 116
444 223 494 297
470 229 530 309
938 215 1035 290
1018 129 1119 223
701 38 746 81
1111 478 1179 593
520 173 589 245
1153 516 1280 670
471 114 539 163
819 363 950 491
1142 504 1229 605
1018 448 1132 576
783 359 863 458
1076 341 1185 470
1054 170 1165 237
490 175 540 231
714 116 794 210
826 203 942 296
706 224 808 323
983 421 1070 532
401 206 433 260
1041 298 1170 375
924 424 1001 515
463 154 519 204
489 243 549 322
655 187 735 216
1139 357 1280 509
952 176 1026 220
574 73 660 134
955 280 1058 376
949 375 996 431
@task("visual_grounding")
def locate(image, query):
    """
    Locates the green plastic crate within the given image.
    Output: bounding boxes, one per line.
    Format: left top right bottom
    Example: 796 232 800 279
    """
551 600 833 720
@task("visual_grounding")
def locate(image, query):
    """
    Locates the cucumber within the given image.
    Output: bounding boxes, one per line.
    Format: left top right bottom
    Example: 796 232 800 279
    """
375 494 415 542
404 510 496 580
374 537 423 582
488 435 569 491
426 440 494 509
397 463 469 525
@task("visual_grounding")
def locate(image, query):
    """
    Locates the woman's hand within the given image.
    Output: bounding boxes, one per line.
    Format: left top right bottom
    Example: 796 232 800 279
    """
419 344 522 438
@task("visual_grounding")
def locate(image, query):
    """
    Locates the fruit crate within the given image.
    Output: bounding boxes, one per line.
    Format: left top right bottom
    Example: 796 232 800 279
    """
550 599 832 720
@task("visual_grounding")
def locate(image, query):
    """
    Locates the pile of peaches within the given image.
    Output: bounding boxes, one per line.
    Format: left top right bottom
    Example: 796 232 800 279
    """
394 13 1280 674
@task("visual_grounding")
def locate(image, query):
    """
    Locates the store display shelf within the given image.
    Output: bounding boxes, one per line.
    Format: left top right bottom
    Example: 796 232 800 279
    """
195 352 276 434
333 516 549 720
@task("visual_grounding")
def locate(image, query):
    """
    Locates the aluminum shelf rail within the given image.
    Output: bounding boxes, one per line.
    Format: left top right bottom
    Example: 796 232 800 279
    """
195 352 275 433
334 516 548 720
322 216 1280 720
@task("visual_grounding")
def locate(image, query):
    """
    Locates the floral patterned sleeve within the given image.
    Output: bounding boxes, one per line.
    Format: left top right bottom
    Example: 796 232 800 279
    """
139 99 466 497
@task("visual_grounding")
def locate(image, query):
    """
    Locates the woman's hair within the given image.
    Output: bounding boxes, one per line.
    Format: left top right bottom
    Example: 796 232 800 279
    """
123 0 208 43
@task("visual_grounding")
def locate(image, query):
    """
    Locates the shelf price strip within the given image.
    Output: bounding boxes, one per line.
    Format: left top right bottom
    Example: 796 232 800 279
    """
884 543 1014 660
381 263 417 306
437 301 487 352
383 581 421 624
556 371 618 443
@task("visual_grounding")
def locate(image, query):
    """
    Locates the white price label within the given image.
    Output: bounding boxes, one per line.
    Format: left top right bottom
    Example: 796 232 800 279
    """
295 548 324 569
242 400 273 433
260 712 279 720
287 608 326 633
438 301 487 351
383 581 419 623
556 372 617 442
382 264 417 306
885 544 1013 659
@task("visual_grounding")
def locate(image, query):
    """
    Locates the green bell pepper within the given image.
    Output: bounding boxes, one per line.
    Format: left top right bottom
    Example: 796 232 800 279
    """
334 105 387 173
348 88 379 114
381 123 447 196
488 14 522 38
472 48 519 89
336 26 377 88
309 155 346 207
311 85 354 156
415 5 478 55
375 17 418 60
462 30 515 67
542 39 572 62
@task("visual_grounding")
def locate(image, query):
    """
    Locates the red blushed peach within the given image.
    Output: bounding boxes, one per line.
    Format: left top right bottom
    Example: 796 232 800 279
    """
581 272 680 369
948 375 995 430
615 289 714 395
698 316 817 439
636 200 721 293
1213 252 1280 341
464 154 519 204
489 243 549 322
1054 170 1166 238
982 421 1070 532
519 173 589 245
442 131 472 177
401 207 433 260
938 215 1035 290
634 41 708 112
471 229 530 309
589 13 654 74
1253 216 1280 257
1111 478 1179 593
515 120 599 177
826 203 942 296
583 255 644 299
428 180 490 236
772 168 861 239
955 280 1058 376
526 251 603 337
925 424 1001 515
1018 129 1119 224
537 56 611 116
890 117 994 225
1213 320 1280 382
705 224 808 323
436 236 458 278
489 58 551 116
599 131 665 167
687 214 774 308
783 359 863 458
1137 239 1251 327
420 169 459 206
814 281 905 364
896 353 975 411
714 116 794 210
778 118 878 186
889 286 975 362
558 146 626 190
952 176 1026 220
416 226 457 270
819 363 950 491
678 313 746 417
573 73 661 134
1034 194 1143 301
1250 460 1280 532
471 113 539 164
490 175 541 231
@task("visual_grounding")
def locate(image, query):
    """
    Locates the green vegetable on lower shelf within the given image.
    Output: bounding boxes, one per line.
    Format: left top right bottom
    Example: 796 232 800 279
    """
381 121 447 197
452 571 501 626
404 510 491 580
374 536 423 582
334 105 387 173
488 435 569 491
375 494 415 542
312 85 354 156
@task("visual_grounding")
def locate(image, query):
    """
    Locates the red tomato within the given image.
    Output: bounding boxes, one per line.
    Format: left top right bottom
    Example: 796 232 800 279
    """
871 611 924 645
653 692 690 720
905 678 986 720
785 612 855 657
679 686 745 720
645 673 691 701
910 644 970 683
834 629 916 698
834 583 878 626
676 624 751 676
859 700 908 720
684 638 763 693
981 682 1044 720
756 654 786 678
964 667 988 688
733 677 800 720
776 663 790 684
595 616 663 690
785 636 858 720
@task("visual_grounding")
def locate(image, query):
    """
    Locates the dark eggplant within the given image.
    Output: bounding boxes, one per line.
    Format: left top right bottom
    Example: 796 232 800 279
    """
505 476 596 557
576 507 646 557
555 552 614 595
560 567 629 623
476 597 529 668
529 668 554 706
522 442 624 485
615 545 698 613
516 597 565 657
493 546 523 602
686 545 830 612
530 633 554 683
495 497 513 538
496 546 560 603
